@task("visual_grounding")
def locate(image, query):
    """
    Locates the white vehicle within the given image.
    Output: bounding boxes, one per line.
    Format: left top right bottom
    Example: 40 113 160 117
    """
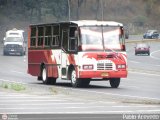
3 28 24 41
3 28 26 56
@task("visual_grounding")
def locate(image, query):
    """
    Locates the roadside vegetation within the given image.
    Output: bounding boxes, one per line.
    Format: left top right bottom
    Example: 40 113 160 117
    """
0 0 160 37
0 82 26 91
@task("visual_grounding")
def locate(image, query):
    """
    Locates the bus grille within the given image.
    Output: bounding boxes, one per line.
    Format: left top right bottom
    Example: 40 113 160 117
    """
97 63 113 70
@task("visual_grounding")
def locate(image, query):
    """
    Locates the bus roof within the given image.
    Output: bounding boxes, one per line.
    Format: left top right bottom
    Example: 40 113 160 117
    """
30 20 123 27
71 20 123 27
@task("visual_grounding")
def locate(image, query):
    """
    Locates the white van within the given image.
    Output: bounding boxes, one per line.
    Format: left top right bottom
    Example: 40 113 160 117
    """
3 28 26 56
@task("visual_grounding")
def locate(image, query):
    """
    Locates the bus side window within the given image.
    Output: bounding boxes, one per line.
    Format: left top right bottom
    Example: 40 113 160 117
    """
38 26 44 47
51 25 60 47
30 27 36 47
44 26 52 47
52 36 59 46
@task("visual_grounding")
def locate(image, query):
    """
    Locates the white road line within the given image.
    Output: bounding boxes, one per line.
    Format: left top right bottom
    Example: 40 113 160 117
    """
0 101 116 106
120 85 140 89
129 71 160 77
128 60 160 67
0 104 159 108
1 78 160 103
129 60 140 63
1 110 160 114
0 99 67 102
0 103 85 106
0 111 131 114
1 106 159 110
0 107 103 110
150 50 160 60
0 96 66 99
113 105 160 108
11 70 26 74
73 89 160 101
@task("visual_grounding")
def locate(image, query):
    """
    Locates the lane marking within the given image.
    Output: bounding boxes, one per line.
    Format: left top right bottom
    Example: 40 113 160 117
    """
1 110 160 114
129 60 140 63
120 85 140 89
113 105 160 108
0 103 159 107
11 70 26 74
0 95 71 100
0 99 67 102
150 50 160 60
1 106 159 110
128 60 160 67
1 78 160 102
0 103 85 106
129 71 160 77
72 89 160 101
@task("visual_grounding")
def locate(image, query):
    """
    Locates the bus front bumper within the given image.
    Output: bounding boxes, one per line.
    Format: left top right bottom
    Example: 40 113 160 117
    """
79 70 127 79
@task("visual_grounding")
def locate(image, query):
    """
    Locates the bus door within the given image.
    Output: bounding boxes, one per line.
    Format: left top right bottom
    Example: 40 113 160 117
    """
61 29 69 79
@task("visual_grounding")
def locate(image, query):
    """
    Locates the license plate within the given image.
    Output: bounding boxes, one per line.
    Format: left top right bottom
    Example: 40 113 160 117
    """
101 72 109 77
11 49 15 51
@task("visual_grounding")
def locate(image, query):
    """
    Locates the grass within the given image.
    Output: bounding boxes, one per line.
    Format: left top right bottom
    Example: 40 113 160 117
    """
50 87 58 95
0 82 26 91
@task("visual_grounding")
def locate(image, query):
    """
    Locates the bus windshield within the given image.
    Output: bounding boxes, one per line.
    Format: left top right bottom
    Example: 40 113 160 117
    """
80 26 124 51
5 37 23 42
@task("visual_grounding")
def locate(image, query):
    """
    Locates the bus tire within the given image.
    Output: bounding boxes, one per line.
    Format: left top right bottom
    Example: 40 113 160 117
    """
109 78 120 88
42 66 50 84
70 69 80 87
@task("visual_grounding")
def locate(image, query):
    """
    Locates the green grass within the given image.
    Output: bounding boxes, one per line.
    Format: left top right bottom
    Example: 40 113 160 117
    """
0 82 26 91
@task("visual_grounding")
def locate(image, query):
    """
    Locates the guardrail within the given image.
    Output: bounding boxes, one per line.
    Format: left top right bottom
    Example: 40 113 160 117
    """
126 38 160 43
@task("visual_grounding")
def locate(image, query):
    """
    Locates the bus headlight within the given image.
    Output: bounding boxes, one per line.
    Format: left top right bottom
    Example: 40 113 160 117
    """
83 65 94 70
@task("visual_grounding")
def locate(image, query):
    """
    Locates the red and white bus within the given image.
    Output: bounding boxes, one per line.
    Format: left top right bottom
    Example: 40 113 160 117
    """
28 20 127 88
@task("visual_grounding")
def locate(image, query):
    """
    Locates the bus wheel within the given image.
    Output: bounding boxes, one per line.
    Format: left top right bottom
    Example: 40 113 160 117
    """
109 78 120 88
71 69 80 87
42 66 50 84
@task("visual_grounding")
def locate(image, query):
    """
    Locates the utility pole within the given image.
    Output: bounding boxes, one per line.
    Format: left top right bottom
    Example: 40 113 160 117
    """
68 0 71 21
101 0 104 21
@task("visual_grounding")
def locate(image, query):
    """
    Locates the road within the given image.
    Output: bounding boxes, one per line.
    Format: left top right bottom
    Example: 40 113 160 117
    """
0 37 160 117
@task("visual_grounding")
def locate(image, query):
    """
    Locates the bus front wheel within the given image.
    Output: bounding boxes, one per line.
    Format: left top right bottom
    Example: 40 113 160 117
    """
109 78 120 88
70 69 80 87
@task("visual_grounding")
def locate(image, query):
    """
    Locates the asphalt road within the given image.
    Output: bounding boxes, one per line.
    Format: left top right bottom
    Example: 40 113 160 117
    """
0 37 160 117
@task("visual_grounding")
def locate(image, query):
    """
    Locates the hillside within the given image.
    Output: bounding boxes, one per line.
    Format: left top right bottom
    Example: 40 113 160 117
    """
0 0 160 37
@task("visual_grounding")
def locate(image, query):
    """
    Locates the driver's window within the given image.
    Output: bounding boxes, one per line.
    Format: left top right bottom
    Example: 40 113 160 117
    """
69 27 77 51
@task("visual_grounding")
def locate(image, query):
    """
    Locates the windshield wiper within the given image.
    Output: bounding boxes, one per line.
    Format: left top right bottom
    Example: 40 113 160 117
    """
105 48 125 62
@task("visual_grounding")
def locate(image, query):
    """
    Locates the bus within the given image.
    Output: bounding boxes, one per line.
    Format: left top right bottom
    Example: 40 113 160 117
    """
28 20 127 88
